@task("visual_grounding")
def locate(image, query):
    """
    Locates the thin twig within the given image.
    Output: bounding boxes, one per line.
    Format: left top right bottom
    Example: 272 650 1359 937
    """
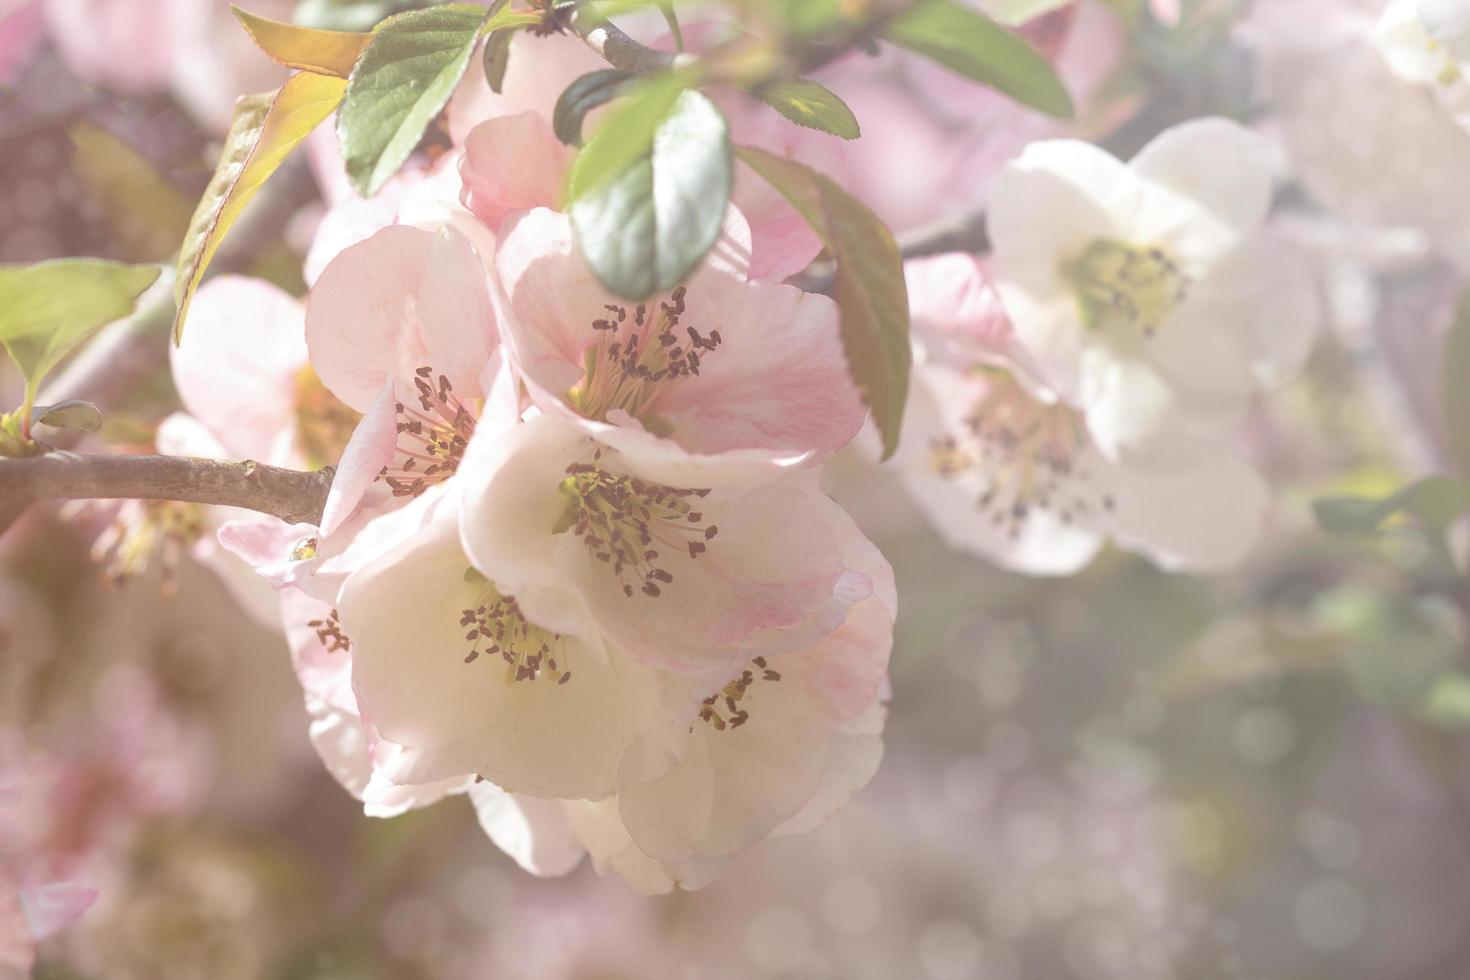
0 453 334 526
795 208 989 294
568 6 688 73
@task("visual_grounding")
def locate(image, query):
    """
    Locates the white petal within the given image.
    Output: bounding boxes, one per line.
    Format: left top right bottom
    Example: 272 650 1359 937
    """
1108 454 1272 571
1080 350 1244 471
1130 118 1274 250
339 513 630 800
304 694 373 799
467 782 586 877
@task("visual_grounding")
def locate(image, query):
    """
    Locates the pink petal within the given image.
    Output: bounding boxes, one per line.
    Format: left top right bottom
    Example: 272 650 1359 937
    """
306 226 437 412
19 882 97 941
169 276 305 463
459 112 574 232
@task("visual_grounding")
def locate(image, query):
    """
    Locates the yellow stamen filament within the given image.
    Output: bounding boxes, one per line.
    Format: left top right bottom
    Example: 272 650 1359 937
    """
566 286 721 430
556 451 718 599
1063 238 1191 337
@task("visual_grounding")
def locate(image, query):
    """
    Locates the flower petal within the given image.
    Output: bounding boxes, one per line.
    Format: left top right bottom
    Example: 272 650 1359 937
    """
340 514 632 800
1108 454 1272 571
306 225 437 412
467 782 586 877
459 112 573 233
169 276 305 463
1130 117 1274 250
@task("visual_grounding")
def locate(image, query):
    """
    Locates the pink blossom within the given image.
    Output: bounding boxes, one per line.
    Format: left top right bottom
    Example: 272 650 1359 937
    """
491 207 864 484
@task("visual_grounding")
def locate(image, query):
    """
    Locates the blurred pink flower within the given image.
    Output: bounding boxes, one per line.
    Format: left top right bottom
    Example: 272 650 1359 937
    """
0 1 43 86
0 879 96 977
819 0 1134 234
40 0 292 132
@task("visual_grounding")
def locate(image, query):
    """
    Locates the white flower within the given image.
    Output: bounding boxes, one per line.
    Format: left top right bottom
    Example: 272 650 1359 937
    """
987 118 1320 471
895 255 1272 575
1243 0 1470 270
1377 0 1470 86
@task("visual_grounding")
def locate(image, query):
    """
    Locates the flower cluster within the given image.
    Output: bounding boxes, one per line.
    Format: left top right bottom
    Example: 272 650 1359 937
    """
189 45 893 895
894 119 1322 574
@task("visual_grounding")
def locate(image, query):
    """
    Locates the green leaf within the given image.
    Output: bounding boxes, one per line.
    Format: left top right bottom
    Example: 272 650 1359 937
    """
1313 476 1470 537
1441 291 1470 480
337 3 487 196
568 83 732 300
553 69 636 145
755 78 860 140
175 72 347 342
0 260 160 426
231 4 373 78
32 399 103 432
884 0 1074 118
481 26 514 92
987 0 1074 24
735 146 911 459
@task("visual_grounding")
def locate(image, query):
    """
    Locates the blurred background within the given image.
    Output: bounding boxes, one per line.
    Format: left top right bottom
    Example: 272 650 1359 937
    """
6 0 1470 977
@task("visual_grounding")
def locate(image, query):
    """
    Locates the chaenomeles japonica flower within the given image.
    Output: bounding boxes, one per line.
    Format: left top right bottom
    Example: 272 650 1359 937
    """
217 176 894 891
893 254 1273 575
987 118 1321 472
281 460 891 894
1377 0 1470 90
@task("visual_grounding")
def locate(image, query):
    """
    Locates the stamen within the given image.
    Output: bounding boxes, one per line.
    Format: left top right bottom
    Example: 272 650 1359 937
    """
306 608 350 653
555 452 717 599
1062 239 1191 337
377 367 478 498
699 656 782 732
566 286 721 428
81 499 205 596
459 586 573 687
930 369 1114 539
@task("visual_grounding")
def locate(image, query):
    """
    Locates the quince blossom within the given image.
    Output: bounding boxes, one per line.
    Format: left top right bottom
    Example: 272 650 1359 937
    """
1377 0 1470 88
988 118 1320 470
896 254 1271 574
492 207 865 484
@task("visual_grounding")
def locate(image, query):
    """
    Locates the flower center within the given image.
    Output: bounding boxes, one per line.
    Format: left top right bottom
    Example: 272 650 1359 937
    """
700 657 782 732
293 366 361 469
930 369 1114 537
460 579 572 686
378 367 477 498
554 453 718 599
1062 238 1191 337
565 286 721 432
86 499 205 595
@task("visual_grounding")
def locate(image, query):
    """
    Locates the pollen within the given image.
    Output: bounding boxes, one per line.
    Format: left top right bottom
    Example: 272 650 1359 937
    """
306 608 350 653
565 286 721 430
930 369 1115 538
377 367 477 498
700 656 782 732
555 451 717 599
460 587 573 687
1063 238 1191 338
